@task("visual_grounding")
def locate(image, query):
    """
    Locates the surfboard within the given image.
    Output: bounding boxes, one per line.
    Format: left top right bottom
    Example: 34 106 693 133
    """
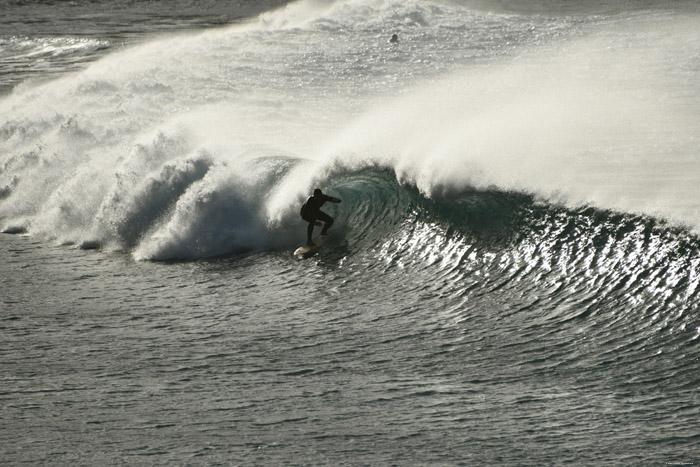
294 235 326 259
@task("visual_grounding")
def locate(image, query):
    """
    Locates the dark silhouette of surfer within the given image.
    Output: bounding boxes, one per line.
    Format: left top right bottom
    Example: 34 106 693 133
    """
300 188 341 246
389 33 399 44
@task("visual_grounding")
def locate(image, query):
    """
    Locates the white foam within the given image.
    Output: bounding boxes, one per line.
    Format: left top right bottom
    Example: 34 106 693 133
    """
2 0 700 259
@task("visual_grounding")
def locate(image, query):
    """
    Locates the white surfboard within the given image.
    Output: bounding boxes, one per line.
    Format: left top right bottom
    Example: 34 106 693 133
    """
294 235 326 259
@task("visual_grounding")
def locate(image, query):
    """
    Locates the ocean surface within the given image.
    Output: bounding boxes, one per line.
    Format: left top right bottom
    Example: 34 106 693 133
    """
2 0 700 465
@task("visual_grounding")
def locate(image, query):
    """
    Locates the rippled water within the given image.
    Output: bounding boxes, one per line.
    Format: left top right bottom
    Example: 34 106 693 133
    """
4 177 699 465
0 0 290 93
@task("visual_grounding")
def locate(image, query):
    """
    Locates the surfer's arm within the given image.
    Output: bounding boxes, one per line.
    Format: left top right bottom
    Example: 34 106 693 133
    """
325 195 341 203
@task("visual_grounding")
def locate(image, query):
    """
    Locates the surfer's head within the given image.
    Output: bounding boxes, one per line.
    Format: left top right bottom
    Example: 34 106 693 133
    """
314 188 323 197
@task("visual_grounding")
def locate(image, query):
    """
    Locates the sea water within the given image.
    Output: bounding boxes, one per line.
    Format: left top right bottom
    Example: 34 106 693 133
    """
2 0 700 465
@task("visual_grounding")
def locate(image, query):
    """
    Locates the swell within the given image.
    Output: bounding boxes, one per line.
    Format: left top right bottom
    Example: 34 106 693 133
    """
321 168 700 371
328 167 700 299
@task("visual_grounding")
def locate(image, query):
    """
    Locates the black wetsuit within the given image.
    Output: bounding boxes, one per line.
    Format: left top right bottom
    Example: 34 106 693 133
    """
300 193 340 244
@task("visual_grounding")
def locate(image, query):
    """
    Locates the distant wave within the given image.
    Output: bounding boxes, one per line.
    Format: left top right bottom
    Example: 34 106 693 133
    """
0 36 112 93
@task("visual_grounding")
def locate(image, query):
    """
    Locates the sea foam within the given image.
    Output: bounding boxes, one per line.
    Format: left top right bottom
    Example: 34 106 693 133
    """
2 0 700 260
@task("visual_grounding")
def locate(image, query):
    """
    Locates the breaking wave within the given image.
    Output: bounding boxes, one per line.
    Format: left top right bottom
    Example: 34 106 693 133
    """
2 0 700 275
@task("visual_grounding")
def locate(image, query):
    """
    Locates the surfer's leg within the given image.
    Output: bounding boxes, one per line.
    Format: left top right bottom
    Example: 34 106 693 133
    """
317 211 333 236
307 221 315 245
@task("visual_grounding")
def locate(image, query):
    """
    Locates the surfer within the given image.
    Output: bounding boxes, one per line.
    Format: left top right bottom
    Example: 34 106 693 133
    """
389 33 399 44
300 188 341 246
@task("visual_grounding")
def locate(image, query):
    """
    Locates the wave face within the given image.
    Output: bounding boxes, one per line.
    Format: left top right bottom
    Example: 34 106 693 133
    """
323 167 700 346
2 0 700 260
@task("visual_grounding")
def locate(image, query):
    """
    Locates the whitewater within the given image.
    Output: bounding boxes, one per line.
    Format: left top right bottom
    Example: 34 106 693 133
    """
2 0 699 465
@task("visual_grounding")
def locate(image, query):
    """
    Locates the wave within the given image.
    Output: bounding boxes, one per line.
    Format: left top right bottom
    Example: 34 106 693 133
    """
321 167 700 359
0 36 111 92
2 0 700 269
328 165 700 279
